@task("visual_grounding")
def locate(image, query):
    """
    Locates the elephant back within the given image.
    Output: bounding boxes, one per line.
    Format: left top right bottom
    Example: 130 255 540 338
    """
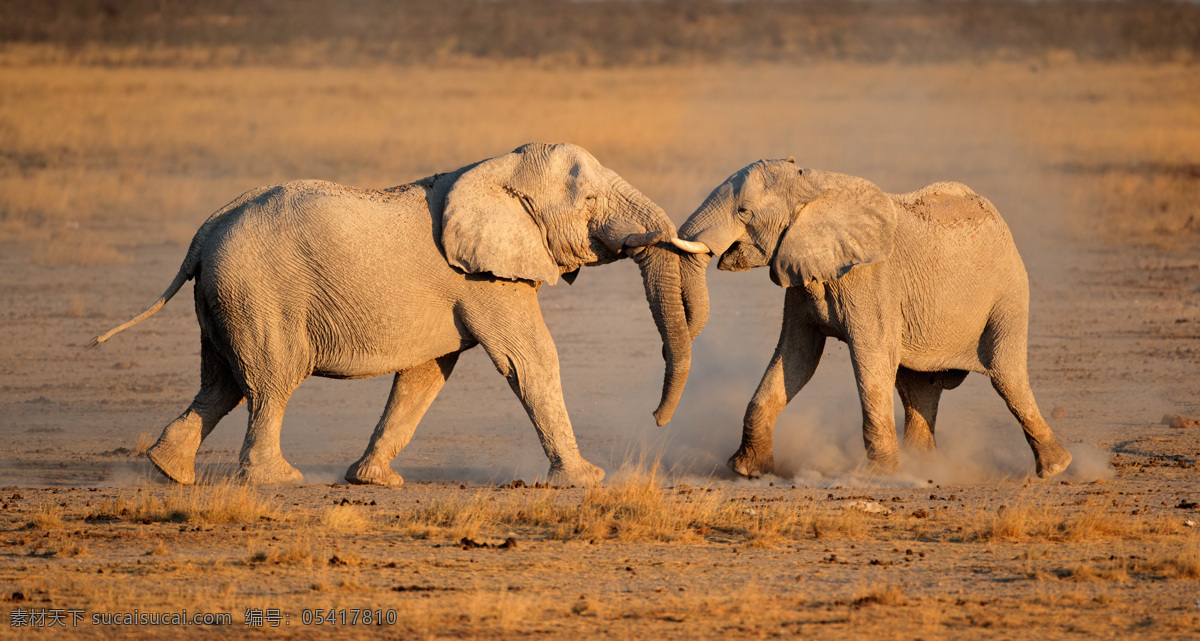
892 182 1003 230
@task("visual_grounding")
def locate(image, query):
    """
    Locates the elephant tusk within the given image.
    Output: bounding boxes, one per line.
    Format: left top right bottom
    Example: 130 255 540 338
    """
670 238 711 254
623 230 667 247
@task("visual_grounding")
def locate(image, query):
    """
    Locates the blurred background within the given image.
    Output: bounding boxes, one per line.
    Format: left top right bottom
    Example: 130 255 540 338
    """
1 1 1197 486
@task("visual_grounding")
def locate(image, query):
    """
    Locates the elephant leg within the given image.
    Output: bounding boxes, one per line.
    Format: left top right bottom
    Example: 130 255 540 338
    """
237 387 304 485
461 287 604 487
849 344 901 474
730 289 825 478
895 367 944 452
147 338 244 485
982 320 1071 478
345 352 461 487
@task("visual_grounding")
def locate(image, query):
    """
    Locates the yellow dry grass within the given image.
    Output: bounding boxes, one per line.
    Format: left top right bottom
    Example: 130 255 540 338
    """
319 505 373 532
852 584 908 607
249 541 317 566
133 432 154 457
27 502 64 530
394 466 894 547
126 480 277 524
973 499 1186 543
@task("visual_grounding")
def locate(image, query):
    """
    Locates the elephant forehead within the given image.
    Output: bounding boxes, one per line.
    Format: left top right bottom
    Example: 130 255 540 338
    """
728 162 770 192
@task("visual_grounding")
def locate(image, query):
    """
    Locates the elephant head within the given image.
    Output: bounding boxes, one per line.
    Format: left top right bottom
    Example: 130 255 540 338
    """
440 142 704 425
672 158 899 288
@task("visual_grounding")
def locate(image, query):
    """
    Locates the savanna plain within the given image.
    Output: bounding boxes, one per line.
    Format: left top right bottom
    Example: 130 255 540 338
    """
2 28 1200 641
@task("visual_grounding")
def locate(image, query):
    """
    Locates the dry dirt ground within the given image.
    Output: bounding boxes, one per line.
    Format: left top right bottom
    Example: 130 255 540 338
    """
1 60 1198 639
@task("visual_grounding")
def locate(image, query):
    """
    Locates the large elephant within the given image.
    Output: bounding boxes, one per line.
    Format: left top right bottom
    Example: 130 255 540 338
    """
91 143 705 487
671 158 1072 479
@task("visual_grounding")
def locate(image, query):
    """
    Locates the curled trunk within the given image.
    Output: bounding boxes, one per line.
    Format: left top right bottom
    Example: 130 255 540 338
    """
633 245 691 426
608 176 697 425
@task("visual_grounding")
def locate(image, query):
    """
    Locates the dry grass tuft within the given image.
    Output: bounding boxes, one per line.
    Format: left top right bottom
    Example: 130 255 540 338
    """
401 494 491 541
1060 562 1130 582
853 584 907 607
131 480 277 524
465 590 538 628
740 506 804 549
57 540 88 558
809 510 867 541
320 506 371 532
973 501 1180 543
250 541 316 566
1133 542 1200 579
395 467 834 545
147 540 170 556
558 466 720 542
133 433 154 457
28 503 64 530
400 466 741 543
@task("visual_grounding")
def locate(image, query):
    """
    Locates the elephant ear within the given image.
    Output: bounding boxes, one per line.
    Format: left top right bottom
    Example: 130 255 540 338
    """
442 152 562 285
771 176 898 287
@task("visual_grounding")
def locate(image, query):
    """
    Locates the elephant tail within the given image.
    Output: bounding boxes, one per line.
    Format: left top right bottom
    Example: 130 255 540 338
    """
88 185 267 349
87 264 192 349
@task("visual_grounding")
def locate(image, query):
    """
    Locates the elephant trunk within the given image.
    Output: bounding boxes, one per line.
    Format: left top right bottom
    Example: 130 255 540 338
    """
609 176 693 426
679 251 711 340
633 244 691 426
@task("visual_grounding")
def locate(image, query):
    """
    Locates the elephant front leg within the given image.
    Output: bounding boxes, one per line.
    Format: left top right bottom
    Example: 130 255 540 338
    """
850 348 902 475
730 290 826 478
463 292 604 487
345 353 460 487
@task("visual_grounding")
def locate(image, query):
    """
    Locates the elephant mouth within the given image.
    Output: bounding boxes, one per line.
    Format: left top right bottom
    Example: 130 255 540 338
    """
717 241 765 272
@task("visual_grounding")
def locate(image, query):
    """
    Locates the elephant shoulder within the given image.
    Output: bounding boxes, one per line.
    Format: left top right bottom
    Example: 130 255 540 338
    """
891 182 1002 228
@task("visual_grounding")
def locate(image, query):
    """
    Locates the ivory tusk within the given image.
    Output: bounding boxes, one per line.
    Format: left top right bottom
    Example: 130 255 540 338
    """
670 238 711 254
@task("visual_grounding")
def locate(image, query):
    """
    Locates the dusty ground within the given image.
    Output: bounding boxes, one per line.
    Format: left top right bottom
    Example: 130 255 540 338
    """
1 57 1198 638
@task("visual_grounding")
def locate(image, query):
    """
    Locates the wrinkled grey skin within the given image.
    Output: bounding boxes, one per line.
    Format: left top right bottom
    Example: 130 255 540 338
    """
92 143 705 487
675 158 1072 480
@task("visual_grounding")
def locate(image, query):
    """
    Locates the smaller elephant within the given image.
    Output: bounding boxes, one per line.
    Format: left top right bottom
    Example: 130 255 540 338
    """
671 158 1072 479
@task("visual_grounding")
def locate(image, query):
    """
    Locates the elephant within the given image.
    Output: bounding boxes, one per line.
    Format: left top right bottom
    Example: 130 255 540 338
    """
670 158 1073 480
90 142 706 487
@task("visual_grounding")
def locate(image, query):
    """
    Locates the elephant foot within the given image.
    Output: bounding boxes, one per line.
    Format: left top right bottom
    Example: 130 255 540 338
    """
728 446 774 479
902 429 936 453
344 458 404 487
548 459 605 487
238 456 304 485
865 452 901 477
1033 440 1072 479
147 440 197 485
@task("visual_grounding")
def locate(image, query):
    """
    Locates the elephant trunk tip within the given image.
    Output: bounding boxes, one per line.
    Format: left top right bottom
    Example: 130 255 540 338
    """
652 407 673 427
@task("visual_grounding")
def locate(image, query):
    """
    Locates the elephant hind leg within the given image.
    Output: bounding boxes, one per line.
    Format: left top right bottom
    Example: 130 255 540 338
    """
148 338 244 485
236 387 305 485
981 319 1071 479
345 352 461 487
895 367 945 452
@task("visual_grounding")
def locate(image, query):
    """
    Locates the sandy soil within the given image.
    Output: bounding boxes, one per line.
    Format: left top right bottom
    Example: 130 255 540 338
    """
1 60 1198 638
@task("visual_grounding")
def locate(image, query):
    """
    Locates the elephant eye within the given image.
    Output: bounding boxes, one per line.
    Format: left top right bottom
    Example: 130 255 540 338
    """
585 194 597 200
